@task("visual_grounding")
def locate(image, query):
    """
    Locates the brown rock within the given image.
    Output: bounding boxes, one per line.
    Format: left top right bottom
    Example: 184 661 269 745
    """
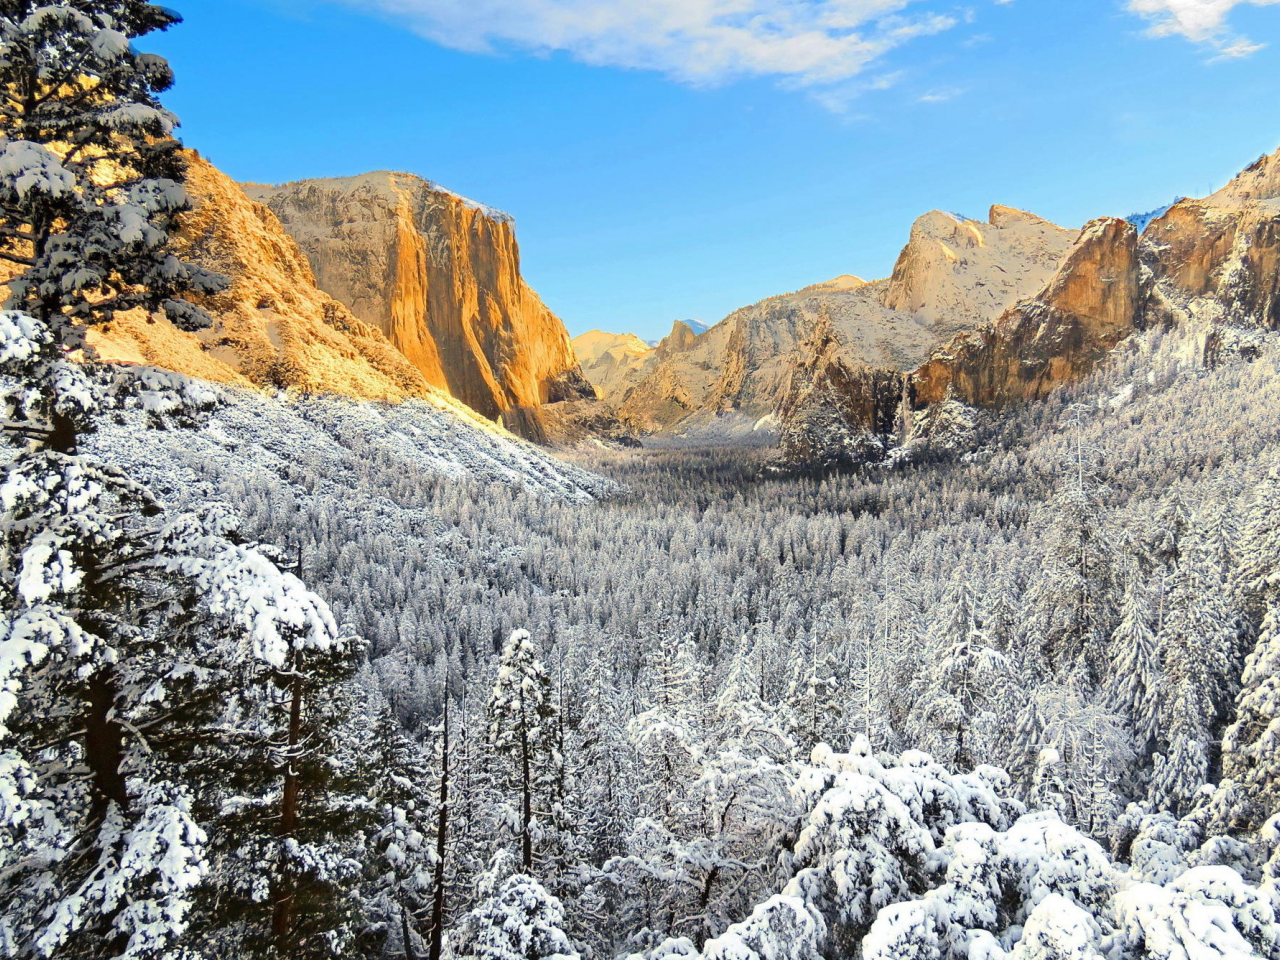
245 173 595 438
911 217 1141 410
1143 145 1280 331
615 207 1076 436
91 153 436 403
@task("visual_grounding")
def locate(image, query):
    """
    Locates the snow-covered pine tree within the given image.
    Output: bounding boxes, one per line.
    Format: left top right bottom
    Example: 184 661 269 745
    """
785 640 843 755
1218 552 1280 831
1148 533 1239 816
453 874 579 960
489 629 560 871
1106 578 1162 757
1024 409 1117 687
0 6 365 956
0 4 218 956
346 670 436 957
908 581 1015 771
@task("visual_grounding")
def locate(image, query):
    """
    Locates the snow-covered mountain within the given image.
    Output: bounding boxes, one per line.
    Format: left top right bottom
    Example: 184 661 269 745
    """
775 143 1280 469
604 209 1075 440
610 207 1076 437
90 378 612 510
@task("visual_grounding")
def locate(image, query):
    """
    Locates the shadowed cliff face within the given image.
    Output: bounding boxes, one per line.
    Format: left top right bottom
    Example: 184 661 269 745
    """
777 319 907 468
244 173 595 438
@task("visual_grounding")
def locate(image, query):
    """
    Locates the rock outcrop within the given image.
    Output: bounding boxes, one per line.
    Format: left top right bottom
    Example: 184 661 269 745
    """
1143 145 1280 332
883 206 1078 335
776 143 1280 471
573 330 656 399
613 208 1077 438
245 173 596 440
910 217 1142 410
776 318 908 468
90 153 437 403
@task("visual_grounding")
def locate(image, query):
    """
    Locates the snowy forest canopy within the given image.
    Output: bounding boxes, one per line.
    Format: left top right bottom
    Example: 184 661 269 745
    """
3 3 1280 960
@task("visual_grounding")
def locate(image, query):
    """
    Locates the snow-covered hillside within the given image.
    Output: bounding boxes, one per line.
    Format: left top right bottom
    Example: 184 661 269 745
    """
90 380 611 508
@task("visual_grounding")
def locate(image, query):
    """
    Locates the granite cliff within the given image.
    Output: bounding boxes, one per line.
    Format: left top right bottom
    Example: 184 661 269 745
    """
1143 145 1280 332
89 156 604 444
777 145 1280 469
90 153 436 403
246 173 596 440
609 206 1077 439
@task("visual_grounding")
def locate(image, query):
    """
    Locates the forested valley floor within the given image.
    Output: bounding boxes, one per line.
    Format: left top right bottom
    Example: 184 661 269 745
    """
79 320 1280 959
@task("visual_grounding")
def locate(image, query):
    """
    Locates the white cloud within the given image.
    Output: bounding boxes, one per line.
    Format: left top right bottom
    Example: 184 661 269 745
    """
344 0 960 88
917 86 964 102
1127 0 1280 55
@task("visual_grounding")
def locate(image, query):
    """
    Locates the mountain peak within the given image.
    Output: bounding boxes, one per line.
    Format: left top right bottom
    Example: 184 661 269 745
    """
1208 143 1280 206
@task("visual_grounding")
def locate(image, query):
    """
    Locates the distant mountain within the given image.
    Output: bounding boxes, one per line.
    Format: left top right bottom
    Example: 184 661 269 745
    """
610 206 1077 436
778 143 1280 469
572 330 656 399
88 154 624 445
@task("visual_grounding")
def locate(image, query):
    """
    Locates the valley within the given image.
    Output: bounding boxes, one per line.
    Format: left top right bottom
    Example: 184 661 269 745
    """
4 4 1280 960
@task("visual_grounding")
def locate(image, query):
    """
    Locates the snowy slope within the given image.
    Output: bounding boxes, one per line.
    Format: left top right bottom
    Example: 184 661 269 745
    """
89 380 612 512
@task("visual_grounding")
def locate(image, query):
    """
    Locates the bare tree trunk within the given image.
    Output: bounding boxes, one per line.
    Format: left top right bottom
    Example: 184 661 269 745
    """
273 673 305 950
402 899 420 960
520 687 532 871
85 672 128 820
429 697 450 960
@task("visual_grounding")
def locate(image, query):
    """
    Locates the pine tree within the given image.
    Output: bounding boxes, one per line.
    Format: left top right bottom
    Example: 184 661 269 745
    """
346 671 435 958
0 7 371 956
488 629 559 872
908 582 1014 770
454 874 579 960
1219 600 1280 831
1025 409 1117 686
1106 579 1162 755
0 4 215 956
1232 467 1280 624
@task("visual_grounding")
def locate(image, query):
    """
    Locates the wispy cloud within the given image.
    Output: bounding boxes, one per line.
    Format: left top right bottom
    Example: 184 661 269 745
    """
917 86 965 102
342 0 962 91
1127 0 1280 56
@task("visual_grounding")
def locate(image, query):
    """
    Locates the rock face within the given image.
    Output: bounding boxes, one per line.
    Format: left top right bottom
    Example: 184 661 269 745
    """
910 217 1142 410
1143 146 1280 332
883 206 1077 334
245 173 595 439
572 330 656 399
776 318 908 468
90 153 437 403
613 208 1077 438
776 144 1280 470
778 218 1141 467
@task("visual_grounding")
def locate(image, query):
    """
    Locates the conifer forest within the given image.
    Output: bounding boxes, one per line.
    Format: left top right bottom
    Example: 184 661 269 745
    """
4 4 1280 960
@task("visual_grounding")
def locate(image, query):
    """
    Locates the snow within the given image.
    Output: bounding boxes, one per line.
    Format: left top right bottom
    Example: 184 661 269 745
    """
0 311 51 364
1114 881 1258 959
161 518 345 669
0 140 75 201
701 896 825 960
88 379 611 508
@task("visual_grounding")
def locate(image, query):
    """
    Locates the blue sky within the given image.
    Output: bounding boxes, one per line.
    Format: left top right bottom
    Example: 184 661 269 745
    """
159 0 1280 341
